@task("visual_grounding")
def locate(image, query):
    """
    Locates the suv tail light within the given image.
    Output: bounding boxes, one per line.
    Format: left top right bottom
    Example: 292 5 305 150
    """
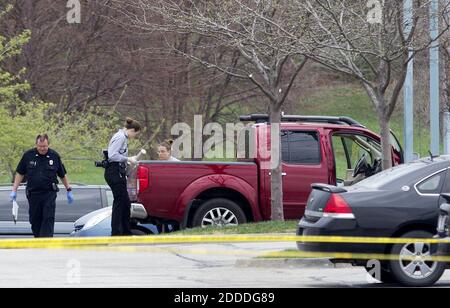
323 194 355 219
137 166 150 193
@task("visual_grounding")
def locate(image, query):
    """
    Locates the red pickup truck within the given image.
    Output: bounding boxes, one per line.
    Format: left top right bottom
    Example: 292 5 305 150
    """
128 114 403 231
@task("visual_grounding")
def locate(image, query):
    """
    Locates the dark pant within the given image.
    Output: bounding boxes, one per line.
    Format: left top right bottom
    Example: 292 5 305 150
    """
105 163 132 236
27 191 57 238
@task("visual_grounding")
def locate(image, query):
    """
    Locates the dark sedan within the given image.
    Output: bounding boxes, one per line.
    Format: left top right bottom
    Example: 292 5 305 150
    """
297 156 450 287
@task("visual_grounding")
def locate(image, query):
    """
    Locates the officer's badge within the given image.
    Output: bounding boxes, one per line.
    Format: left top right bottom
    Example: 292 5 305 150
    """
49 160 54 166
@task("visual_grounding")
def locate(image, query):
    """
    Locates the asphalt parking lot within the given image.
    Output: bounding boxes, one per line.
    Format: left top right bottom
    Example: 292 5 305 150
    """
1 241 449 288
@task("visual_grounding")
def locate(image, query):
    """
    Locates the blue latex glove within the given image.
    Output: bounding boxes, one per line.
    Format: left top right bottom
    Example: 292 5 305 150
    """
9 191 17 202
67 191 74 205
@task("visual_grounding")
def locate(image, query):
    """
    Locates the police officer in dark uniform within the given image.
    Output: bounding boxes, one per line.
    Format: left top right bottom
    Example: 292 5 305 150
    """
10 134 74 238
105 117 142 236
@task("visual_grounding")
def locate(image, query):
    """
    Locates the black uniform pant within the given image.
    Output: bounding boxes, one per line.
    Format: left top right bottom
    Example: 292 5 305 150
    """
105 163 132 236
27 191 57 238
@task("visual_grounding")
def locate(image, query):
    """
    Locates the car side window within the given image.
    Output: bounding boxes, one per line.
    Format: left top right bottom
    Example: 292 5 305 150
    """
416 171 446 195
332 134 380 181
331 136 349 181
106 190 113 207
55 188 103 222
281 131 321 165
0 191 13 221
0 190 29 222
344 136 374 166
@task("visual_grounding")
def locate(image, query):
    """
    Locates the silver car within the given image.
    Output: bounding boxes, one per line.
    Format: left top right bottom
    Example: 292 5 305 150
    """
0 184 112 236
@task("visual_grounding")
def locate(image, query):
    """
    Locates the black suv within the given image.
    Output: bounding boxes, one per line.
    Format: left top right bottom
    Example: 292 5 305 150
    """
0 184 112 236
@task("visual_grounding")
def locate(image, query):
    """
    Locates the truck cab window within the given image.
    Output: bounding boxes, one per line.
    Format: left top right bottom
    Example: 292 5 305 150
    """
332 134 382 186
281 131 321 165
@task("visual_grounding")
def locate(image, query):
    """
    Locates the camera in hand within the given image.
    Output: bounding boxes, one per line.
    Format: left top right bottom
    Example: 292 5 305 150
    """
95 150 109 168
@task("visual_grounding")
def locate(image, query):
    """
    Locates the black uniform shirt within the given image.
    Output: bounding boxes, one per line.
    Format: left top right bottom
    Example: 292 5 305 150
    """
16 148 66 192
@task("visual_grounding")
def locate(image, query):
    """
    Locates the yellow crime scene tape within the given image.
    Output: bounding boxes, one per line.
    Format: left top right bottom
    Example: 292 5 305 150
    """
1 234 450 249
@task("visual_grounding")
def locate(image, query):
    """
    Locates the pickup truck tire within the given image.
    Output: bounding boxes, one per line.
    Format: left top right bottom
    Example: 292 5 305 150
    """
192 198 247 228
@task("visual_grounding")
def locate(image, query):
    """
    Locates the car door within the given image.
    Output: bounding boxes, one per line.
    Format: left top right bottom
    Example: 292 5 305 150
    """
280 130 329 219
421 169 449 210
414 169 448 226
0 188 32 235
331 132 382 186
54 187 103 234
390 130 404 164
0 187 104 236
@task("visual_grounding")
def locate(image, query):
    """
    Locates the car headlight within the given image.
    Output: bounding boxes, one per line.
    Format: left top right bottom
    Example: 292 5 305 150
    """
83 209 112 231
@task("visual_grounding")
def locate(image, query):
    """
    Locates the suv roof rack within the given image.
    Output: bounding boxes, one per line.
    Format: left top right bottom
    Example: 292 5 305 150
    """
239 114 366 128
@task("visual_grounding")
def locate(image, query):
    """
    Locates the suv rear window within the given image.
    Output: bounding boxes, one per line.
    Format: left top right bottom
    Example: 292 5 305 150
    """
281 131 321 165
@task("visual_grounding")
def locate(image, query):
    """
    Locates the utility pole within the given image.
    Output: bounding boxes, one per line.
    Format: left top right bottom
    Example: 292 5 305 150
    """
430 0 440 156
404 0 415 162
443 0 450 154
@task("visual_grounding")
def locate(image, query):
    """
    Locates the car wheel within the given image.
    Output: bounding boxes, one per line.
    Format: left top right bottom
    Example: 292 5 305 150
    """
389 231 445 287
192 198 247 228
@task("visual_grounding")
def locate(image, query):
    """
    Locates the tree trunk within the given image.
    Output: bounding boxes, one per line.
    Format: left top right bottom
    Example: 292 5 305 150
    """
378 114 393 170
364 84 393 170
442 44 449 109
269 104 284 221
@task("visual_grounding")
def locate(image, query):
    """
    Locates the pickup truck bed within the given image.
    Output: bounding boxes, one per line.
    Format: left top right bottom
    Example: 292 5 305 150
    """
130 161 260 224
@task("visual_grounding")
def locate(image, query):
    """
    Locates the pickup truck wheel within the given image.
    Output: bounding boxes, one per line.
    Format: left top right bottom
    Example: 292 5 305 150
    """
192 199 247 228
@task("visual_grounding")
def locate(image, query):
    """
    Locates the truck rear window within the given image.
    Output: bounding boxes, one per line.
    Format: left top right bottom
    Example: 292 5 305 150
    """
281 131 321 165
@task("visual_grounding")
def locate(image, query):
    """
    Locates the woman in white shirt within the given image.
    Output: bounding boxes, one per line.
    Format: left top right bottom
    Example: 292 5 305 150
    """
158 139 180 161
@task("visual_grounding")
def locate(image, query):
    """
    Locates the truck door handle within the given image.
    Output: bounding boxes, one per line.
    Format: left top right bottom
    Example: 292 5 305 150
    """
269 172 287 176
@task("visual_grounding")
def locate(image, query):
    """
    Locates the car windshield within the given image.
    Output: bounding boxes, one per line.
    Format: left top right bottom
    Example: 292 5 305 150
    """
353 161 427 189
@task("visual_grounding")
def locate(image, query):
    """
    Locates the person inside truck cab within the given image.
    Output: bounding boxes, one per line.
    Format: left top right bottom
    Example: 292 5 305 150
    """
158 139 180 161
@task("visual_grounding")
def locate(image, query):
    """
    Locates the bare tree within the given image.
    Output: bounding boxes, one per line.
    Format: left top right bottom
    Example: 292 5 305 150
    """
108 0 311 220
0 1 257 153
267 0 449 169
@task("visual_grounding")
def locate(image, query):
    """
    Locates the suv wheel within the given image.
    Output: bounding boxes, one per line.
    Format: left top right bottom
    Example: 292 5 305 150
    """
192 198 247 228
389 231 445 287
